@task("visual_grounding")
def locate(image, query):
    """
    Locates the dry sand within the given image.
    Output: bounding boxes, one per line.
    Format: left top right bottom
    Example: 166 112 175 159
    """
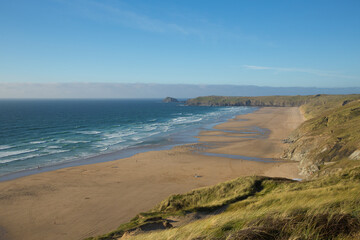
0 107 304 240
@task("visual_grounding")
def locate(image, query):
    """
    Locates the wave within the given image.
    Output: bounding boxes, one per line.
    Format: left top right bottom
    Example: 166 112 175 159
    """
45 149 71 154
30 140 47 144
103 131 136 139
56 139 91 144
171 116 203 124
0 145 13 150
48 145 61 149
0 149 39 159
76 131 101 135
0 153 43 164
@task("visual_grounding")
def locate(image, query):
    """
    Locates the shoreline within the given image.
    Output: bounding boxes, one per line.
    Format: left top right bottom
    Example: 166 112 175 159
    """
0 107 257 182
0 107 304 240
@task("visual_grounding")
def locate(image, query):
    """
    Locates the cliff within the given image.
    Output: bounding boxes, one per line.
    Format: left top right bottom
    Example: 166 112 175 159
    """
283 99 360 178
186 94 360 108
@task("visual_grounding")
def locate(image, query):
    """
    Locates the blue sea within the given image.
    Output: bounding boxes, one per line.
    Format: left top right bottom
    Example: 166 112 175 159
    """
0 99 255 178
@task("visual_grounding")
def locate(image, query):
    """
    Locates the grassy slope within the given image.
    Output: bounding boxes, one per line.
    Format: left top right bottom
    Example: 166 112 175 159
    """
299 94 360 119
90 166 360 240
88 95 360 240
283 99 360 178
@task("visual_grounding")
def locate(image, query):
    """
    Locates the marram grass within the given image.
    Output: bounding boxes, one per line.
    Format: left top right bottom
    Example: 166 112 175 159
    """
88 165 360 240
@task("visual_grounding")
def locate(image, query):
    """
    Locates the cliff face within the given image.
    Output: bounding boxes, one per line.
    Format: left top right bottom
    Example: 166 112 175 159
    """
282 100 360 178
186 95 310 106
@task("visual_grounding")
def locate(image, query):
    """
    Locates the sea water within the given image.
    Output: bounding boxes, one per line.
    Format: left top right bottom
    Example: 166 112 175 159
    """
0 99 255 178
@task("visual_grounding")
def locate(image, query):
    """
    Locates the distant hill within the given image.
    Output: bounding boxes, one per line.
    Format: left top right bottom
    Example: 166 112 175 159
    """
186 94 360 108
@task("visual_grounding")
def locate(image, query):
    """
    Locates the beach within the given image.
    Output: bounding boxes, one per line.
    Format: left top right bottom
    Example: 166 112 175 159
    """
0 107 304 240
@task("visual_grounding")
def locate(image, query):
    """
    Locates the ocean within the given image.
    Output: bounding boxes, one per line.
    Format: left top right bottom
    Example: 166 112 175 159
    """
0 99 255 178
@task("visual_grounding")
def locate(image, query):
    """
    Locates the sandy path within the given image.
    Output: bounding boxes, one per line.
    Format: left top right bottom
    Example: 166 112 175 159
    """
0 107 304 240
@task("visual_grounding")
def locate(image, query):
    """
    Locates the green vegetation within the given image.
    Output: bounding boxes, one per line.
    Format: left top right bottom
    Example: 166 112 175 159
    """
88 166 360 240
299 94 360 119
186 95 360 115
87 94 360 240
153 177 265 213
186 95 313 107
283 99 360 178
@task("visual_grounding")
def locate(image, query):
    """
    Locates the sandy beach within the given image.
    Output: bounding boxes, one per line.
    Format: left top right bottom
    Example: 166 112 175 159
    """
0 107 304 240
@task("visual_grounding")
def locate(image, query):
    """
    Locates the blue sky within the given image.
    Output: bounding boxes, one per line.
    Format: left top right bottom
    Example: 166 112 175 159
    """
1 0 360 88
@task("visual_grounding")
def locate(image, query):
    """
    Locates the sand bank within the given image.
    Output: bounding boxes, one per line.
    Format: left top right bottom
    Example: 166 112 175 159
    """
0 107 304 240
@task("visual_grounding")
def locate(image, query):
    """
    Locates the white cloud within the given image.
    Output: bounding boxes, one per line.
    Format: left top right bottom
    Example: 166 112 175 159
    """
243 65 359 80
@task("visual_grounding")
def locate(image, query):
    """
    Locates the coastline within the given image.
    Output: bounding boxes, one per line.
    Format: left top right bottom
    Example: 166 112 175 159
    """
0 107 304 240
0 105 256 182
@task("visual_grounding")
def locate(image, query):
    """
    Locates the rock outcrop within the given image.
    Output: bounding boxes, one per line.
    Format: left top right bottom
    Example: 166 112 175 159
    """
162 97 179 103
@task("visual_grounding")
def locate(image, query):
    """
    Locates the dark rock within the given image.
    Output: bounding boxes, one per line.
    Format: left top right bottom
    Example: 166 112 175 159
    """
342 100 351 106
144 217 163 222
163 97 179 103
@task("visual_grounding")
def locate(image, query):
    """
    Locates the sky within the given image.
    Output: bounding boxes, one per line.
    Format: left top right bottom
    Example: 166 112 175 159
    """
1 0 360 94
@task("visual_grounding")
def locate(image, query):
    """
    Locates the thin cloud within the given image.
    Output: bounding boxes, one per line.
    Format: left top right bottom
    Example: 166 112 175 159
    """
54 0 265 43
57 0 195 35
243 65 359 80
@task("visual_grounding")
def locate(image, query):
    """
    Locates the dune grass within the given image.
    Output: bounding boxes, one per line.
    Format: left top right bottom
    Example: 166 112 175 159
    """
87 165 360 240
122 165 360 240
283 99 360 177
300 94 360 119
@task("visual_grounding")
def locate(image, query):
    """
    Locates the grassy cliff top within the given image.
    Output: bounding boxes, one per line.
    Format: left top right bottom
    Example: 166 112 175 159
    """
186 94 360 118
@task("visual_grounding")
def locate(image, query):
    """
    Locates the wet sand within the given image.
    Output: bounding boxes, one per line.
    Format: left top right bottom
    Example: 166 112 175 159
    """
0 107 304 240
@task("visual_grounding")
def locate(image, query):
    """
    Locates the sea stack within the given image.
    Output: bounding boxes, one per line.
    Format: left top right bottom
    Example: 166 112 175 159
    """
162 97 179 103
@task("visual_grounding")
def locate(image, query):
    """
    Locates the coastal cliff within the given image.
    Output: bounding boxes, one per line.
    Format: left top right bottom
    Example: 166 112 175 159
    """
283 99 360 178
186 94 360 108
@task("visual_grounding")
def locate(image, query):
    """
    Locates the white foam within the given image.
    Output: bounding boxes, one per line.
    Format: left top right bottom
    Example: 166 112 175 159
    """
0 145 12 150
76 131 101 135
171 116 203 124
0 149 39 159
48 145 61 149
30 141 46 144
144 125 157 131
57 139 90 144
0 153 43 164
45 149 71 154
103 131 136 139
